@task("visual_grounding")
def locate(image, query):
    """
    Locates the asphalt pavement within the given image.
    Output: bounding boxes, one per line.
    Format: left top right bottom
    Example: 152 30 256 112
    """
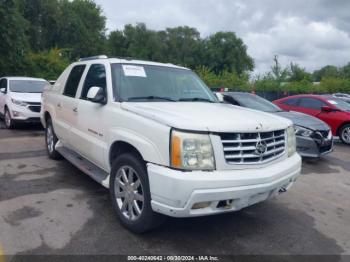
0 123 349 259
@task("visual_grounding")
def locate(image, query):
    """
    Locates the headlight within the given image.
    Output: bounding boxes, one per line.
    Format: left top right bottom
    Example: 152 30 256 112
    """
11 98 28 107
287 126 297 157
295 125 313 137
171 130 215 170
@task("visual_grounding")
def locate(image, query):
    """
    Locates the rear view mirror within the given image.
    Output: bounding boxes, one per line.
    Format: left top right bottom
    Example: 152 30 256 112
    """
321 106 332 112
87 86 106 104
0 88 6 93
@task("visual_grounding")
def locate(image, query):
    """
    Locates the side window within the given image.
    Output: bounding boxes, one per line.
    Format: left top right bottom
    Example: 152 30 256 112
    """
81 64 107 100
0 79 7 91
283 98 299 106
299 98 326 110
63 65 86 97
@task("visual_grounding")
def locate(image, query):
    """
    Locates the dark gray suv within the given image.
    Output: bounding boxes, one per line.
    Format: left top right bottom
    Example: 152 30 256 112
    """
223 92 333 158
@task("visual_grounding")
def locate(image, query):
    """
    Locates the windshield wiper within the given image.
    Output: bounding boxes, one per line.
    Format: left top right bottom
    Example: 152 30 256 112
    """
179 98 215 103
127 96 176 102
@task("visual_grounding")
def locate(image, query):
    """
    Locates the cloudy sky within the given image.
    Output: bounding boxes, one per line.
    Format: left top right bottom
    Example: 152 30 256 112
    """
95 0 350 74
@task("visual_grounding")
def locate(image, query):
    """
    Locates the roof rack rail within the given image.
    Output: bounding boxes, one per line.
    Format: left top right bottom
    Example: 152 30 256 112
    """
111 56 137 61
78 55 108 62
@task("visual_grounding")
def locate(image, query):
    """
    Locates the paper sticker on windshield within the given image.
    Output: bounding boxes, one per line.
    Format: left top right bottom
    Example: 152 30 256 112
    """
122 65 147 77
328 100 338 105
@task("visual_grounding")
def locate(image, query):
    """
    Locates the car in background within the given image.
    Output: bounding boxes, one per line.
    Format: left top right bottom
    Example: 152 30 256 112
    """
274 94 350 145
0 77 49 128
223 92 333 158
333 93 350 104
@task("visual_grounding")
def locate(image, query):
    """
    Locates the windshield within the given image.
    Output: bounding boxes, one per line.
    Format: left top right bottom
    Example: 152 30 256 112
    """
327 98 350 111
9 80 47 93
229 93 283 112
111 64 217 102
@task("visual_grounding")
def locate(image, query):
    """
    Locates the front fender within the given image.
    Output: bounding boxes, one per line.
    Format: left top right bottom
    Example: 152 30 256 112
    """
108 127 167 166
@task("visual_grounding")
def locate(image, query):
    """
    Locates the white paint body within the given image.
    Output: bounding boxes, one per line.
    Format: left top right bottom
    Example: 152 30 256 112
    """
0 77 48 121
41 58 302 217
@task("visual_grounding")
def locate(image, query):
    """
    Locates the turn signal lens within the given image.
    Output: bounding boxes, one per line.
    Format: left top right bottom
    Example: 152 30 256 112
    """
171 135 182 168
170 130 215 170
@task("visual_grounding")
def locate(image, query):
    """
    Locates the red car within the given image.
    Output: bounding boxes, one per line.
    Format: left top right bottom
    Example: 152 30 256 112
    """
274 94 350 144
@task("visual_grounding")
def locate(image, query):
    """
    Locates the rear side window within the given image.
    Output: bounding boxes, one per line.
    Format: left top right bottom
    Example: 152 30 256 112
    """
81 64 107 100
63 65 86 97
299 98 326 110
283 98 299 106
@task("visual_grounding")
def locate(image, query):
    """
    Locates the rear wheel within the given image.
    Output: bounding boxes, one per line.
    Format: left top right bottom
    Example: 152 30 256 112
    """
4 108 15 129
110 153 165 233
340 124 350 145
45 119 62 160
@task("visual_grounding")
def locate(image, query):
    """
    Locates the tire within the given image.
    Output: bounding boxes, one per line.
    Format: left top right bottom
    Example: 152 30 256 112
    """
110 153 165 233
339 124 350 145
45 118 62 160
4 108 15 129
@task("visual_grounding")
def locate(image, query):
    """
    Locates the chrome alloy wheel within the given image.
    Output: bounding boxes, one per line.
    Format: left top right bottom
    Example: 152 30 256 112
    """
114 166 144 221
342 127 350 143
46 125 54 153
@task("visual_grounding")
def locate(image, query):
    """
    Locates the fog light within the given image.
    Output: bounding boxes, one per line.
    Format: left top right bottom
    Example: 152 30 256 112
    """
192 202 211 210
12 111 21 117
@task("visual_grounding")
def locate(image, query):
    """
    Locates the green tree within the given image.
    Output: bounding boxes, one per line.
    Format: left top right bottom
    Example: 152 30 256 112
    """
0 0 29 76
196 66 249 90
271 55 289 83
253 73 280 92
107 30 129 58
26 48 70 80
203 32 254 75
56 0 106 59
16 0 60 51
339 63 350 79
122 23 162 60
289 63 312 82
163 26 202 68
313 65 339 82
319 78 350 93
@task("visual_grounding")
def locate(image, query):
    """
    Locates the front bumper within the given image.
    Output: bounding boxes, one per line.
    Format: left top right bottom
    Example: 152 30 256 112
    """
8 104 41 122
148 153 301 217
296 136 333 158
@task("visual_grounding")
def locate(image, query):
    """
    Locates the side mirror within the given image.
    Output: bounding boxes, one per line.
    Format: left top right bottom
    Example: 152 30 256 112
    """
86 86 106 104
0 88 6 94
321 106 332 112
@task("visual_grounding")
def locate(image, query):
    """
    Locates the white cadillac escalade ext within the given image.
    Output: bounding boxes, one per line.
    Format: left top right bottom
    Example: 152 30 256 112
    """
41 56 301 233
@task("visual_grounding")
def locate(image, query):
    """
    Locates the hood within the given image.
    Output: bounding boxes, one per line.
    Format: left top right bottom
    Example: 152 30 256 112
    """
274 111 330 131
10 92 42 103
121 102 292 132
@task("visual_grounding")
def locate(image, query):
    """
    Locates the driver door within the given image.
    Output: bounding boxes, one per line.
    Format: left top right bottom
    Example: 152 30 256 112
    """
69 63 108 169
297 97 327 117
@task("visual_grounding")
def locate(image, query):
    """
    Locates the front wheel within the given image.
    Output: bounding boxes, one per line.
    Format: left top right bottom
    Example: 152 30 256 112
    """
340 124 350 145
110 153 165 233
45 119 62 160
4 108 15 129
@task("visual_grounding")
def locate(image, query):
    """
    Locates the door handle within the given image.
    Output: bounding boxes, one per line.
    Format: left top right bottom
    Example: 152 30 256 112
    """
57 103 62 108
73 107 78 113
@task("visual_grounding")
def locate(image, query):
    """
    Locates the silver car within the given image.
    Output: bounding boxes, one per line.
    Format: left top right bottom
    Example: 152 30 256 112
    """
333 93 350 104
223 92 333 158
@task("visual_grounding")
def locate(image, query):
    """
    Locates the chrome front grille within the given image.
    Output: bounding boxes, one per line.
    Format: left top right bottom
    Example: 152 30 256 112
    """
219 129 286 164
